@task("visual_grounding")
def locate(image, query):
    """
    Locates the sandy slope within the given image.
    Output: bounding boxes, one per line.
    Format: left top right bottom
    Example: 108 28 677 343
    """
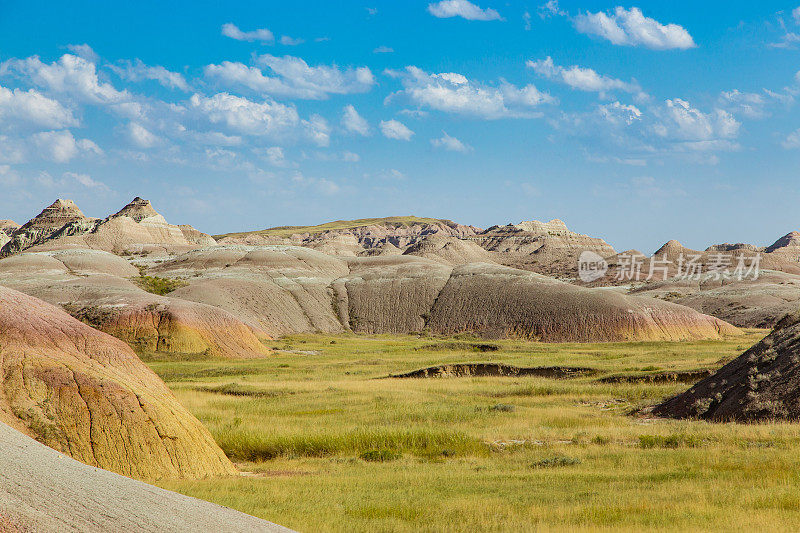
0 422 290 533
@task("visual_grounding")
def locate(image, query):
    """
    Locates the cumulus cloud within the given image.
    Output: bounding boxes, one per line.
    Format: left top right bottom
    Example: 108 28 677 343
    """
380 119 414 140
0 53 130 104
654 98 739 142
0 85 77 129
109 59 189 91
31 130 102 162
431 132 472 152
189 92 300 136
189 92 329 146
127 122 159 148
387 66 555 119
204 55 375 99
373 46 394 54
527 57 646 99
598 101 642 125
341 104 369 135
573 7 696 50
221 23 274 43
428 0 502 21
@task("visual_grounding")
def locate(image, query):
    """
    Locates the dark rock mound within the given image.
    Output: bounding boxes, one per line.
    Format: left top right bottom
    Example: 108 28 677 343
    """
654 311 800 421
390 363 597 379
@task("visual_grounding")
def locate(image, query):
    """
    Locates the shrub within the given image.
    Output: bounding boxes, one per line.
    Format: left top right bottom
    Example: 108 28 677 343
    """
134 275 188 295
530 456 581 468
360 449 402 462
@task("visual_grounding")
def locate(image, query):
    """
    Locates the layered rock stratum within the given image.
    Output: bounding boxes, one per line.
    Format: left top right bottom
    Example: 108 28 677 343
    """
0 250 271 359
654 310 800 421
0 285 237 479
152 246 738 342
0 197 215 257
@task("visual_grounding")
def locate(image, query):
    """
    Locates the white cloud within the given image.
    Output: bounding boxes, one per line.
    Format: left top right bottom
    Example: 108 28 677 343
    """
0 85 77 129
538 1 565 19
204 55 375 99
431 132 472 152
783 128 800 149
523 11 532 30
63 171 108 190
654 98 739 142
373 46 394 54
304 114 331 146
189 92 300 136
598 101 642 125
35 170 109 191
342 104 369 135
719 90 771 119
31 130 102 162
221 23 274 43
256 146 293 167
387 66 555 119
427 0 502 21
291 171 340 194
1 53 130 104
109 59 189 91
280 35 305 46
794 7 800 25
65 44 98 63
574 7 696 50
127 122 159 148
380 119 414 141
527 57 645 99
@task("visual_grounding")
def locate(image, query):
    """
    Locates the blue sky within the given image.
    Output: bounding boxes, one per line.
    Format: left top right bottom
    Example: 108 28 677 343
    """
1 1 799 252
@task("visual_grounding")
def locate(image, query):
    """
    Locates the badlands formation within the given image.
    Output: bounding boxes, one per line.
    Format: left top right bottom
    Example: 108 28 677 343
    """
0 199 739 345
0 285 236 479
655 309 800 421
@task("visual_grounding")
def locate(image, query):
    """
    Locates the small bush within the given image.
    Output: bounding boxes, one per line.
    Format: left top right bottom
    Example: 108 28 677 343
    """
489 404 516 412
530 456 581 468
639 434 703 449
134 275 188 295
360 449 402 462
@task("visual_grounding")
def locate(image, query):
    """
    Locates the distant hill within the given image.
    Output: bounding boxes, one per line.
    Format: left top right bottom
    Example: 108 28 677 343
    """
215 216 471 239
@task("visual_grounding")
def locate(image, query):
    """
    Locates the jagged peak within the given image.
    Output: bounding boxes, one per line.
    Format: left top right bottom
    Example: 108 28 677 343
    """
20 198 87 230
110 197 161 223
766 231 800 252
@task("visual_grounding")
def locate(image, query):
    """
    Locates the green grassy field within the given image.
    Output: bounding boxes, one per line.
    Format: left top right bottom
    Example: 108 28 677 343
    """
149 330 800 532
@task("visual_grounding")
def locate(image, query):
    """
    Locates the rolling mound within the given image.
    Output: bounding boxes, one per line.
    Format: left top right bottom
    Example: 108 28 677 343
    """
654 311 800 421
402 234 495 265
153 246 739 342
158 246 349 337
633 270 800 328
425 263 738 342
0 423 287 532
0 250 271 359
0 286 236 479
